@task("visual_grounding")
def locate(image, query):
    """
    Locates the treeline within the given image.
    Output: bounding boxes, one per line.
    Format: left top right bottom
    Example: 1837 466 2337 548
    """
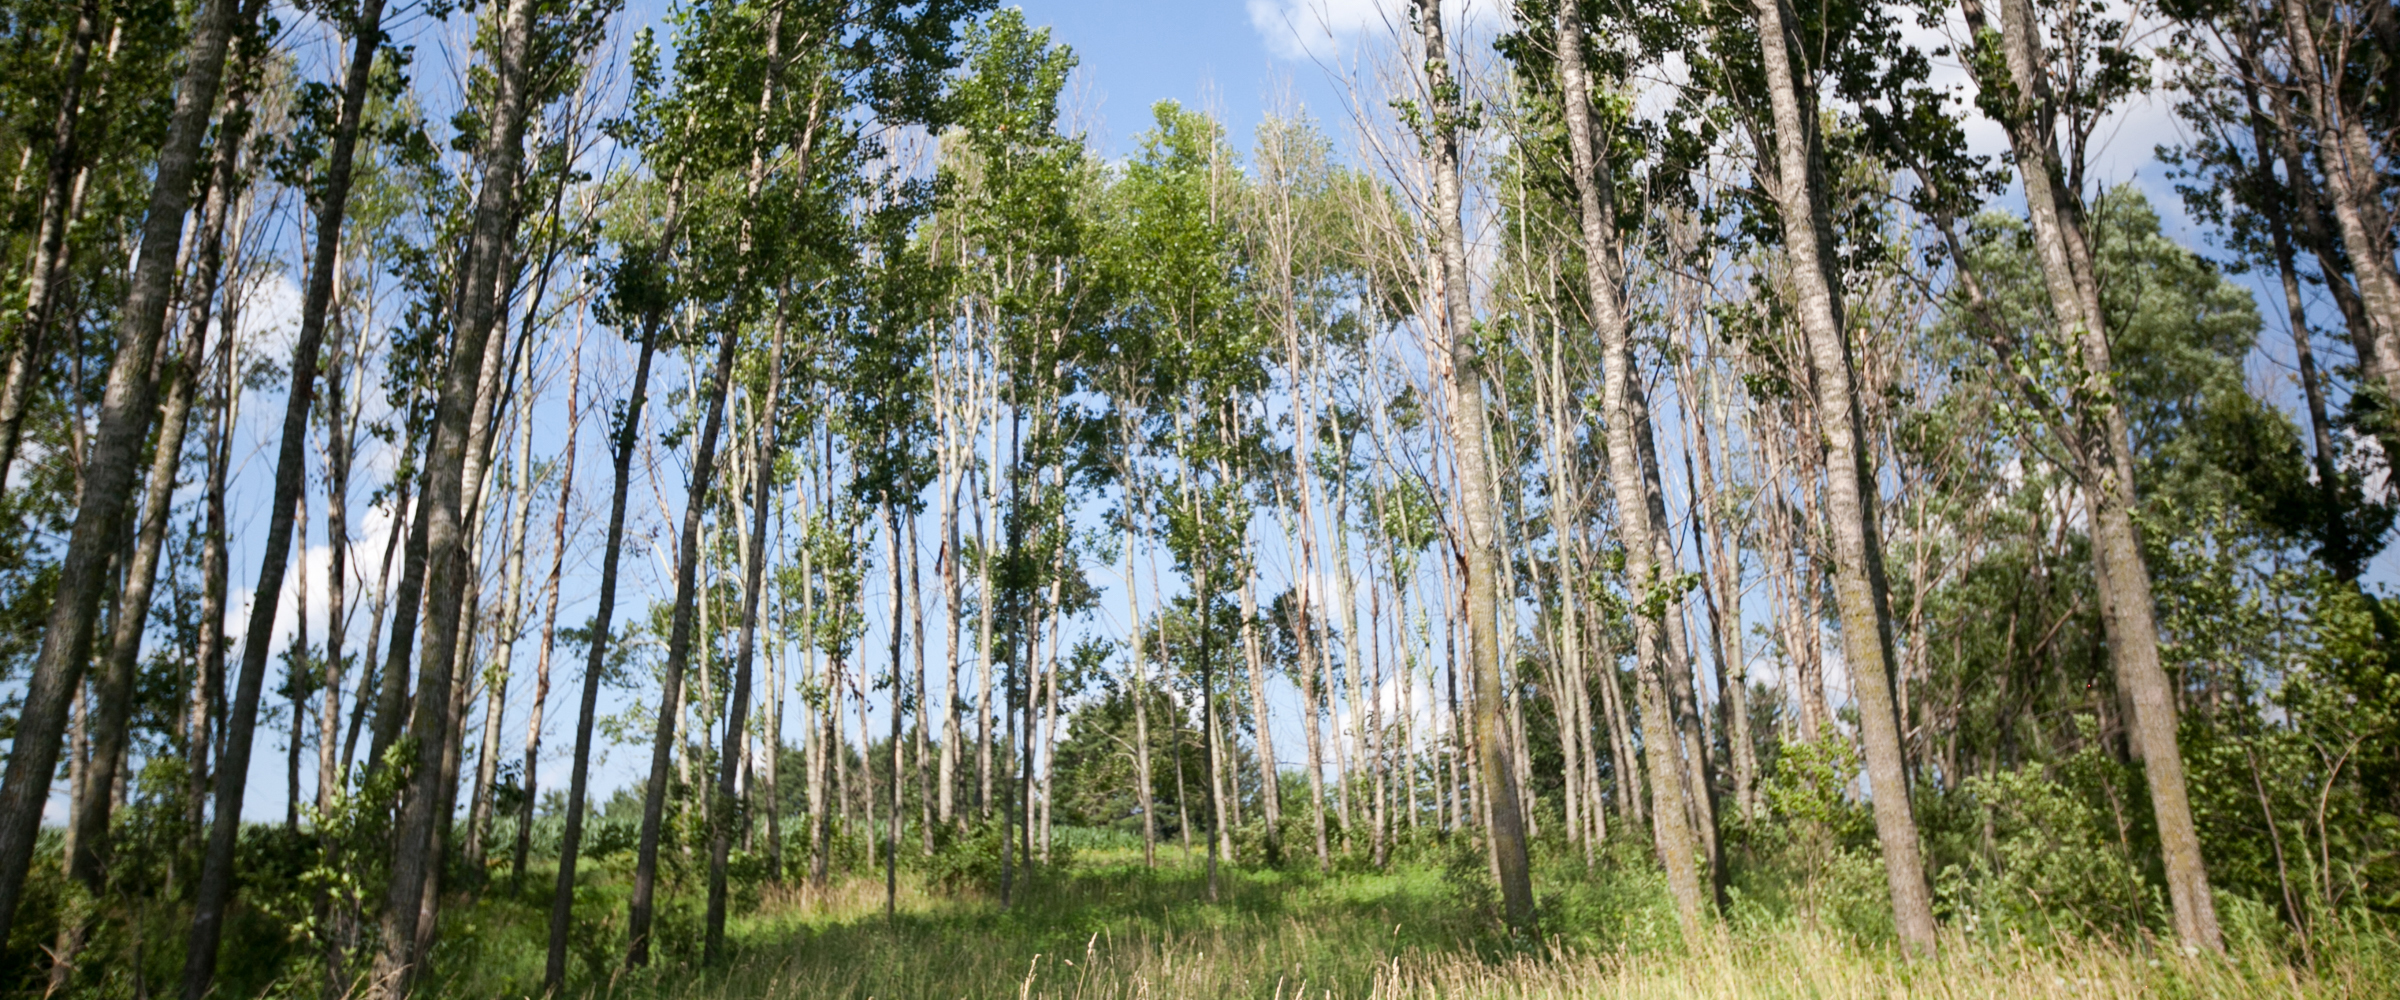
0 0 2393 995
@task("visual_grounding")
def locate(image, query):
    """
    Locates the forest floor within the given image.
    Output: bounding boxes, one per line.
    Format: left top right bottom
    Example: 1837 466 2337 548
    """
423 845 2390 1000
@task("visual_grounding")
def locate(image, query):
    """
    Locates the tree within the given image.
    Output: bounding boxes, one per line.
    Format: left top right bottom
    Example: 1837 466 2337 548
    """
1747 0 1938 956
1407 0 1534 932
0 0 259 952
1961 0 2222 951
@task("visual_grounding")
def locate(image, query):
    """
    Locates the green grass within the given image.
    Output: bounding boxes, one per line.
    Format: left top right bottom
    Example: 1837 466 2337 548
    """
416 843 2393 1000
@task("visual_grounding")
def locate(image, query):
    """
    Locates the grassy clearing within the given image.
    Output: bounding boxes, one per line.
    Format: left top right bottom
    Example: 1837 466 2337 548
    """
418 845 2392 1000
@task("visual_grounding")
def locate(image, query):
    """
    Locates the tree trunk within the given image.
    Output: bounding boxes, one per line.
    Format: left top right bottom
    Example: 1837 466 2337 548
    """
909 511 932 855
48 230 217 990
762 548 786 884
0 0 254 950
887 500 908 914
2275 0 2400 411
1530 320 1591 854
189 174 248 874
2240 69 2349 576
1331 474 1362 844
1038 550 1062 861
1675 327 1756 821
321 311 354 816
1755 0 1938 955
415 319 515 957
516 321 584 884
978 418 1000 822
0 0 102 490
708 316 783 963
1198 556 1223 899
1236 565 1280 848
2258 64 2382 458
542 315 660 994
1123 480 1159 867
468 347 540 870
288 491 311 832
1967 0 2221 952
939 434 963 830
372 0 536 985
346 434 413 774
1417 0 1532 931
627 312 741 967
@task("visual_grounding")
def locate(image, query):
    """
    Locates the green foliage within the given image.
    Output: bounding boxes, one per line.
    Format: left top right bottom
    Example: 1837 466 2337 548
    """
1941 753 2158 943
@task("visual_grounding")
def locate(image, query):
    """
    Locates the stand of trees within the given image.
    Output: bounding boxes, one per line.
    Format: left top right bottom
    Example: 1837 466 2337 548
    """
0 0 2390 993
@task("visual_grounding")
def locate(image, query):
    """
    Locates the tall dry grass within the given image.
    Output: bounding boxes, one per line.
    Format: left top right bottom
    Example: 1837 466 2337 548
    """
502 855 2386 1000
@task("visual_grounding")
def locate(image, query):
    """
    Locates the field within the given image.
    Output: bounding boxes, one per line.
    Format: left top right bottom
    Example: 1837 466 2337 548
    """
412 840 2393 1000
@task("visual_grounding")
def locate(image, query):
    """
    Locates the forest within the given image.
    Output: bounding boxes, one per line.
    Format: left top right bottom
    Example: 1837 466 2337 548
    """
0 0 2392 995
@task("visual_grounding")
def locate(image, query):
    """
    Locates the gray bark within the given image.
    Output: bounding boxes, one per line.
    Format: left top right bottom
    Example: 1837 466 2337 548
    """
371 0 536 987
1967 0 2222 951
0 0 103 490
1554 2 1710 934
515 325 584 884
708 316 784 962
1416 0 1533 931
1755 0 1938 955
2274 0 2400 410
48 213 217 992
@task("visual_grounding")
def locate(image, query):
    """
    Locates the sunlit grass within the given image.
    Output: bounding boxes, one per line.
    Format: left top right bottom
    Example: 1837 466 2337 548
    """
423 848 2391 1000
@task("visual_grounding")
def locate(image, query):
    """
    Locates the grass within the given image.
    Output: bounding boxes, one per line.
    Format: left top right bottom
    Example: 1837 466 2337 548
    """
417 843 2393 1000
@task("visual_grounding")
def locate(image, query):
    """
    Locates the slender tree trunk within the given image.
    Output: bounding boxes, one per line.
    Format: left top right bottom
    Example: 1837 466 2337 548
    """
911 512 932 855
2236 71 2350 575
2275 0 2400 412
1037 537 1062 860
1296 595 1329 870
978 417 999 821
886 500 907 916
1529 326 1588 854
1755 0 1937 955
346 437 412 774
469 349 540 869
1417 0 1533 931
707 316 782 963
1238 571 1280 857
1123 479 1159 867
1675 326 1756 821
48 234 217 990
804 485 832 891
1557 10 1724 897
1331 476 1362 844
1564 1 1714 930
542 316 659 994
939 437 963 830
190 183 247 868
627 313 741 967
0 0 254 949
321 310 353 816
2259 65 2381 449
516 321 584 883
1367 577 1388 867
288 490 311 831
1199 561 1223 900
1966 0 2221 952
417 326 514 952
763 540 786 884
372 0 536 985
0 0 102 489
